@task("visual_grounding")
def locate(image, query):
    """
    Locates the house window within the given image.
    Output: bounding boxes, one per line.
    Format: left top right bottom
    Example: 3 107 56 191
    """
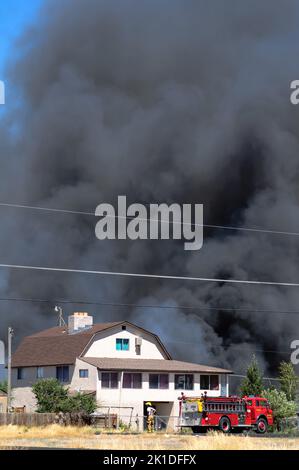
116 338 129 351
37 367 44 379
210 375 219 390
200 374 219 391
122 373 142 389
79 369 89 378
17 367 25 380
175 374 194 390
149 374 169 389
56 366 69 383
101 372 118 389
200 375 209 390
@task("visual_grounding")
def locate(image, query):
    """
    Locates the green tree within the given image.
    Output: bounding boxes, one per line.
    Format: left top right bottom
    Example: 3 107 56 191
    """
32 378 97 414
262 388 297 428
240 355 263 396
0 380 7 394
278 362 298 401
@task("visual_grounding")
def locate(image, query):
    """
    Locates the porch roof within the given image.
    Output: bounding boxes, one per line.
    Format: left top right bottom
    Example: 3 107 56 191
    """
80 357 232 374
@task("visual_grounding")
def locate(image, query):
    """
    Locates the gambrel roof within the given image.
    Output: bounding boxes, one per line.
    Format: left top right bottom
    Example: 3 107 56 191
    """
11 321 172 367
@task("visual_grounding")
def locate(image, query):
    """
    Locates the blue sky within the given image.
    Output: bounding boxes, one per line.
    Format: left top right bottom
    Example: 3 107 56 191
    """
0 0 44 76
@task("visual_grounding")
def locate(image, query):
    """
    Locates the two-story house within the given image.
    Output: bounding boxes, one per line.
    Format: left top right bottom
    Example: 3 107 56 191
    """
11 312 232 429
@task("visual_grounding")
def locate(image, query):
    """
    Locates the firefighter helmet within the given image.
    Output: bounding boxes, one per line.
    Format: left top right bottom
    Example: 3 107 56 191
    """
145 402 152 406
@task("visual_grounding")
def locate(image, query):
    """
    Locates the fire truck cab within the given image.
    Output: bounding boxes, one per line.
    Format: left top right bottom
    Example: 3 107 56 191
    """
243 396 273 433
179 395 273 434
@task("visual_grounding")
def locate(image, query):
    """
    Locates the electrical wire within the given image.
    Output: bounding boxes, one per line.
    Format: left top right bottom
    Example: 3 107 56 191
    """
0 296 294 356
0 295 298 316
0 204 297 358
1 262 299 287
1 201 299 236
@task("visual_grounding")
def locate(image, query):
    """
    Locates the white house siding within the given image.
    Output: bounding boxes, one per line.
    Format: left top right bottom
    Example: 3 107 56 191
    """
70 359 98 392
84 325 166 360
95 372 228 431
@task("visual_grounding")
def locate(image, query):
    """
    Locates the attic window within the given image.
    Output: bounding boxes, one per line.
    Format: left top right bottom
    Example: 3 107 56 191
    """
116 338 129 351
122 325 127 330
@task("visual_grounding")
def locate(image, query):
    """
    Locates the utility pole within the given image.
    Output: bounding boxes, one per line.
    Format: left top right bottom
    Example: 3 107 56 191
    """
7 327 14 412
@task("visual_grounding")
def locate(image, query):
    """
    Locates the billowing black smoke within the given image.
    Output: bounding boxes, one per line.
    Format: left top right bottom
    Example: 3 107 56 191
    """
1 0 299 376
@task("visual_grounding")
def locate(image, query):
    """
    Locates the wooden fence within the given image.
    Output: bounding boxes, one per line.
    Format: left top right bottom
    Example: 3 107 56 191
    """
0 412 57 426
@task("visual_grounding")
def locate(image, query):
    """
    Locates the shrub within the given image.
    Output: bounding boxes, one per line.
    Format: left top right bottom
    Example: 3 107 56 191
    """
0 380 7 394
262 388 297 429
32 378 68 413
32 378 97 415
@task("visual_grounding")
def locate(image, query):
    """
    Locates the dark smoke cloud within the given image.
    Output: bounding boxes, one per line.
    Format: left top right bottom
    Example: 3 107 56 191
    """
1 0 299 376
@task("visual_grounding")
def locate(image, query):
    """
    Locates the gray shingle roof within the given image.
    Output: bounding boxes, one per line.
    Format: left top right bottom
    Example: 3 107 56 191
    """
81 357 232 374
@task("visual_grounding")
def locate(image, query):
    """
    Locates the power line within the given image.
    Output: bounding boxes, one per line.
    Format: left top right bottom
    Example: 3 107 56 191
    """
1 262 299 287
0 295 296 353
0 296 292 355
0 295 298 316
0 297 293 355
163 340 291 355
230 374 280 381
0 295 290 355
162 337 291 355
0 202 94 217
0 204 295 360
1 201 299 237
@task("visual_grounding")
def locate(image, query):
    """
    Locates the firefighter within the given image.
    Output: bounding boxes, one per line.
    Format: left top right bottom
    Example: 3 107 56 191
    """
197 398 203 412
178 391 187 401
145 402 156 433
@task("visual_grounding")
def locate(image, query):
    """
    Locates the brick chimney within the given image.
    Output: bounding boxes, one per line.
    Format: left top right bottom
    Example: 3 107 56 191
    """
68 312 93 333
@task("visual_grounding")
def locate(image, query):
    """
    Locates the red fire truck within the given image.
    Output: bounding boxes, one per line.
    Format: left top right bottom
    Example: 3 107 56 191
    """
179 395 273 434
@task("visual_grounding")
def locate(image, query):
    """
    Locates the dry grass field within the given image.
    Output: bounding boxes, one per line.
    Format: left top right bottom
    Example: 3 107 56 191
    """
0 425 298 450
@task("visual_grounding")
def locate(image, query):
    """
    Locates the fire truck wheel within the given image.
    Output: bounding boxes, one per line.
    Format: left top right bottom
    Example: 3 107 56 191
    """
256 418 268 434
219 417 231 433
